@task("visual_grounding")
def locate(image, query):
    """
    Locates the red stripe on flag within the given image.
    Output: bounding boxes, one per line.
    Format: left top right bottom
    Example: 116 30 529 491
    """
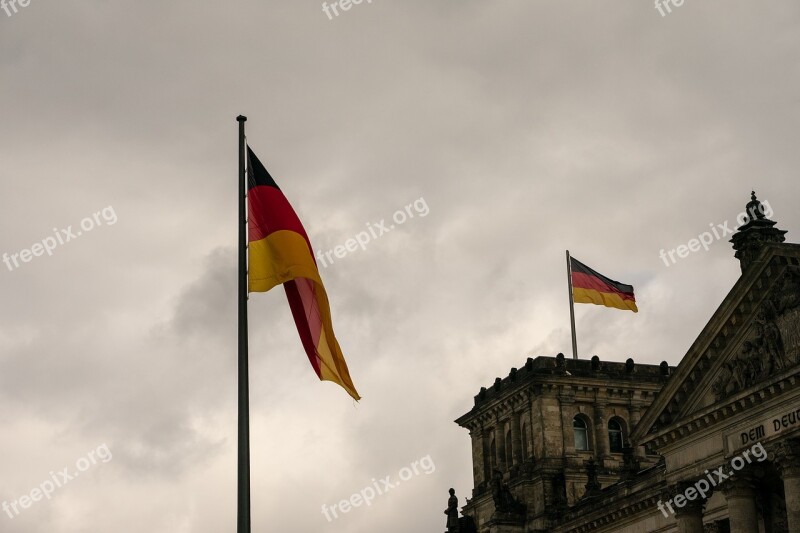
283 278 324 377
572 271 635 301
248 185 311 247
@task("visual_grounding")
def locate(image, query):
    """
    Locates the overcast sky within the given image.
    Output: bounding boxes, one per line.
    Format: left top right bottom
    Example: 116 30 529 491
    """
1 1 799 532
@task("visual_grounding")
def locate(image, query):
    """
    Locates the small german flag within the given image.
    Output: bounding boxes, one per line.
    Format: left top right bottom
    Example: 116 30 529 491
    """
570 257 638 313
247 147 360 400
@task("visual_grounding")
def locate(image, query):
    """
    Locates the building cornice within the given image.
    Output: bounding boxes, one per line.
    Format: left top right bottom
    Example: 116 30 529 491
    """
640 366 800 449
456 356 670 430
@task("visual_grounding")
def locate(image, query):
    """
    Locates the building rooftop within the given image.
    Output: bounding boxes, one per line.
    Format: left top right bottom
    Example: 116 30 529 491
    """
464 354 674 411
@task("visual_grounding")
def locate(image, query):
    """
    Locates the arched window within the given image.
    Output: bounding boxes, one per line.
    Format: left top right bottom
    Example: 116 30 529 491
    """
573 416 589 451
608 419 625 453
490 437 497 470
505 430 513 465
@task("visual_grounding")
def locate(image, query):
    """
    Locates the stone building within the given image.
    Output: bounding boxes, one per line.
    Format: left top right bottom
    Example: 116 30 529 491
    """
453 354 673 532
444 193 800 533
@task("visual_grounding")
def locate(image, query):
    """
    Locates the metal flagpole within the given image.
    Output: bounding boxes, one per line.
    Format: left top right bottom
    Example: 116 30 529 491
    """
236 115 251 533
566 250 578 360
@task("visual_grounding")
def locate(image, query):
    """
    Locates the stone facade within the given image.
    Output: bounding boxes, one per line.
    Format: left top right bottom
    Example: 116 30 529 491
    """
443 193 800 533
453 354 672 532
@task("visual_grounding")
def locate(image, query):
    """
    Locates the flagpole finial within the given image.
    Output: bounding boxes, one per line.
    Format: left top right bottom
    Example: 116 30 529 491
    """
237 115 247 122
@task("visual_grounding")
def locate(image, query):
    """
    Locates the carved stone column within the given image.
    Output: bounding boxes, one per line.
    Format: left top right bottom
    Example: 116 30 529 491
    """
494 418 507 473
594 403 608 460
774 438 800 532
664 481 706 533
722 474 759 533
522 404 533 461
559 393 575 456
482 425 492 484
629 393 648 459
531 391 546 458
674 499 704 533
510 412 522 467
470 425 486 488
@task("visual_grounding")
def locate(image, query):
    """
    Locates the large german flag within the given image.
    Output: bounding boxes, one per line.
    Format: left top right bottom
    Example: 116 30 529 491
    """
570 257 638 313
247 147 360 400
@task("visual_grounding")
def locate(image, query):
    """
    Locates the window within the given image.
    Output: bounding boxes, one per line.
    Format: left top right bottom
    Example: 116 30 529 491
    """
608 419 625 453
573 416 589 451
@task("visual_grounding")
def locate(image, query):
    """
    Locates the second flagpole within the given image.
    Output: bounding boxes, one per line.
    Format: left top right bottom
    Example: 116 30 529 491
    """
237 115 251 533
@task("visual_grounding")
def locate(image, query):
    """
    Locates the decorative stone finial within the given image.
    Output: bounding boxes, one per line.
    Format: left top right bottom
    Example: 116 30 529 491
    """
731 191 786 273
742 191 767 224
